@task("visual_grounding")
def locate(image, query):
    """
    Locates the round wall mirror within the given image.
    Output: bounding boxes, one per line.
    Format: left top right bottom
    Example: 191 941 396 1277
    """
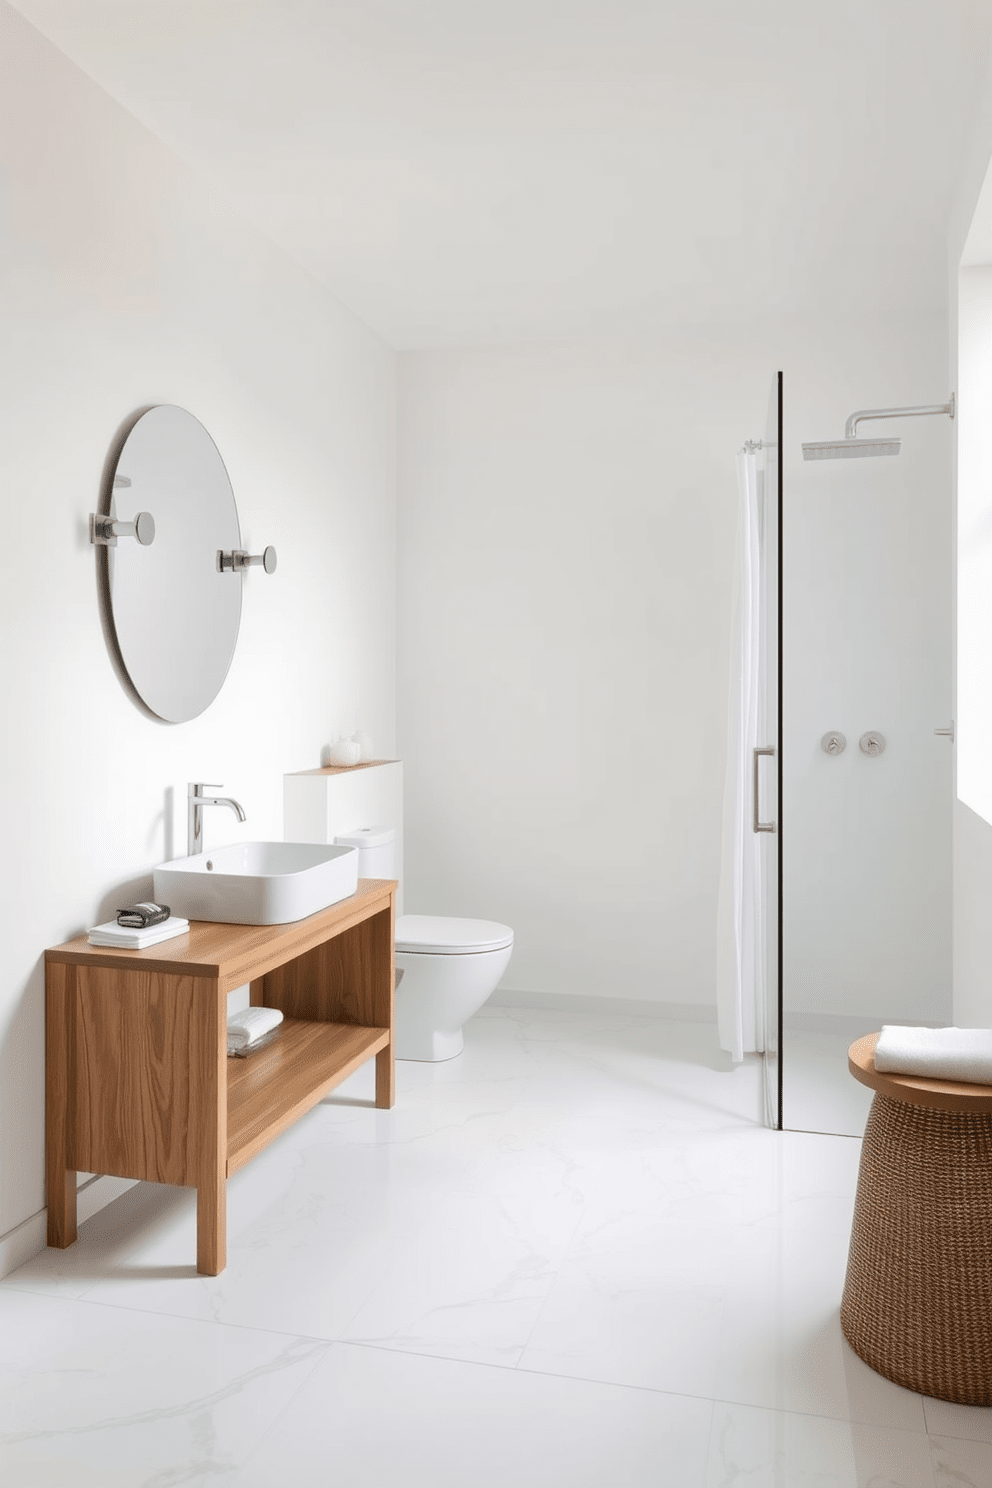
101 405 242 722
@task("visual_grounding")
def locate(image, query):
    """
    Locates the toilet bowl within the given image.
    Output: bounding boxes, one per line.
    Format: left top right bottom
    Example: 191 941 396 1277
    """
335 828 513 1062
395 916 514 1061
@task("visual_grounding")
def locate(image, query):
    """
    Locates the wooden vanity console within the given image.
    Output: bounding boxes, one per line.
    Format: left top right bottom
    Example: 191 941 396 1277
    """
45 878 395 1275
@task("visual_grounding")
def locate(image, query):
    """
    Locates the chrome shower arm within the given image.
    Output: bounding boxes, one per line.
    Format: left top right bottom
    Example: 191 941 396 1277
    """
845 395 955 440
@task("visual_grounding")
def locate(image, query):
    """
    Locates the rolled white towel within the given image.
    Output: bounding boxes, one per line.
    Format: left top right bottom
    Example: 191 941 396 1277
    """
227 1006 283 1054
874 1025 992 1086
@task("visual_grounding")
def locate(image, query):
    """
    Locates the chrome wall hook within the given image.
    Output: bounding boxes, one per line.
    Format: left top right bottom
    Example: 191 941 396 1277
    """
821 732 847 755
216 545 277 574
90 511 155 547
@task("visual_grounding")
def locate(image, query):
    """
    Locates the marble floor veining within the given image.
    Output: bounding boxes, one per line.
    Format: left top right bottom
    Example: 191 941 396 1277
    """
2 1006 990 1486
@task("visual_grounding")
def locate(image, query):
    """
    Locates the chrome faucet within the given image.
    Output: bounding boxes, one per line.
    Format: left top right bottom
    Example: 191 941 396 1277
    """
187 782 247 857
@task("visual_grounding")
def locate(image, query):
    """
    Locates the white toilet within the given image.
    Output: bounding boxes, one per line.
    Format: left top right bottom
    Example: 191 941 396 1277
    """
335 827 513 1061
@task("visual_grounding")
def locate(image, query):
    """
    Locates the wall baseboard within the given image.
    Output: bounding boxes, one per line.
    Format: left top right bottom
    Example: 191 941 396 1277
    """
488 996 942 1038
783 1011 943 1036
0 1175 138 1282
485 988 718 1022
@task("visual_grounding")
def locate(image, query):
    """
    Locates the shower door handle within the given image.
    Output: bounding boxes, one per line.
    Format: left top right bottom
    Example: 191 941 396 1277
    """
753 746 776 834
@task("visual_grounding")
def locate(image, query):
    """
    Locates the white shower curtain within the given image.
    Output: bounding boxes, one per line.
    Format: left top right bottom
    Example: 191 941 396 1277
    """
716 448 765 1063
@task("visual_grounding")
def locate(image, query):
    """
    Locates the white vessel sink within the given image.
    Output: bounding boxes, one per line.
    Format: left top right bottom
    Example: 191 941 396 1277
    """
153 841 359 926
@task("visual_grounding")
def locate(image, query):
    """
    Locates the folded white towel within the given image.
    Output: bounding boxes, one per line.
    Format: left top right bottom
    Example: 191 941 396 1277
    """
88 916 190 949
227 1007 284 1054
874 1025 992 1086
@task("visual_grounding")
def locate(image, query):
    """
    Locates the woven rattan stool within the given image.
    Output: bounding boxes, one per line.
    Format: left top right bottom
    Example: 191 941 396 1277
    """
841 1032 992 1406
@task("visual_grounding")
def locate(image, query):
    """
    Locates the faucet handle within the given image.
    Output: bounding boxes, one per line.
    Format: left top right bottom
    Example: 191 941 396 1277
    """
188 781 223 796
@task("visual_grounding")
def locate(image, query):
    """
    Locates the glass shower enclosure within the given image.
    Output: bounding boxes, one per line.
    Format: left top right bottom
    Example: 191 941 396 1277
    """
760 373 783 1130
719 372 782 1127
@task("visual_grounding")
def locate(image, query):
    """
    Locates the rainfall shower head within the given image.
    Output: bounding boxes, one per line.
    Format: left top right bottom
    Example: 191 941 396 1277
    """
802 436 901 460
801 395 954 462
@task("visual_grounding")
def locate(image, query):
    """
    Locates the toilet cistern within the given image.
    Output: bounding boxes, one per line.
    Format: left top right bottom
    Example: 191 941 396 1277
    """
187 781 246 856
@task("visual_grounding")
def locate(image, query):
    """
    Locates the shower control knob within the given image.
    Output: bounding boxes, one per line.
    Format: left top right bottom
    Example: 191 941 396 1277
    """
821 732 846 756
859 731 886 757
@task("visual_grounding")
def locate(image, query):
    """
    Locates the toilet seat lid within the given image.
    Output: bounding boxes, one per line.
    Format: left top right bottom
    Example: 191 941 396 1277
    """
395 914 514 955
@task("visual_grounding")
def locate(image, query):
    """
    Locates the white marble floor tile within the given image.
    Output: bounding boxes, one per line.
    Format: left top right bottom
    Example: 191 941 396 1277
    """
518 1216 731 1397
7 1080 502 1337
521 1203 924 1432
747 1130 861 1232
1 1179 193 1301
782 1030 875 1140
5 1009 957 1487
340 1168 585 1365
332 1044 535 1153
77 1136 473 1340
922 1397 992 1444
467 1009 764 1130
705 1401 936 1487
929 1432 992 1485
233 1341 714 1488
712 1233 925 1431
556 1126 860 1237
0 1288 325 1488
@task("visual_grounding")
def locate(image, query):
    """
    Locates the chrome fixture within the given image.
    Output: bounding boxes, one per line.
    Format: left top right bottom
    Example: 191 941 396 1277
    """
821 732 846 755
934 722 955 743
217 546 277 574
187 781 247 857
753 746 776 833
802 394 955 460
859 732 886 757
90 510 156 547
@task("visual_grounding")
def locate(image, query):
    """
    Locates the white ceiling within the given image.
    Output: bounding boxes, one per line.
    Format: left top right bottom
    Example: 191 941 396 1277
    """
9 0 992 348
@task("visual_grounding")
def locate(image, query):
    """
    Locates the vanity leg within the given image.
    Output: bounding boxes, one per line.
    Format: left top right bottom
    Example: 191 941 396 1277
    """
375 1043 395 1109
45 960 77 1248
196 1172 226 1276
196 983 227 1275
47 1168 77 1249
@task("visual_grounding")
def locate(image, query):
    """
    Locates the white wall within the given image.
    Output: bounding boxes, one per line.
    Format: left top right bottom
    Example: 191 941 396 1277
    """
955 260 992 1025
398 335 739 1006
954 802 992 1026
784 319 953 1024
950 54 992 1030
957 265 992 827
397 312 953 1020
0 3 396 1247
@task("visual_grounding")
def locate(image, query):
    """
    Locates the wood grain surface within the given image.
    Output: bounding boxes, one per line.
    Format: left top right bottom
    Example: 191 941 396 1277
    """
260 900 395 1109
849 1032 992 1112
46 880 396 1274
287 760 398 775
45 879 395 994
71 965 225 1187
45 959 77 1248
260 905 393 1027
227 1020 388 1172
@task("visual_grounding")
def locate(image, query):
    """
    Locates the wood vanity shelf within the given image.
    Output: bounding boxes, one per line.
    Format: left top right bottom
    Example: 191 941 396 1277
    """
45 878 395 1276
